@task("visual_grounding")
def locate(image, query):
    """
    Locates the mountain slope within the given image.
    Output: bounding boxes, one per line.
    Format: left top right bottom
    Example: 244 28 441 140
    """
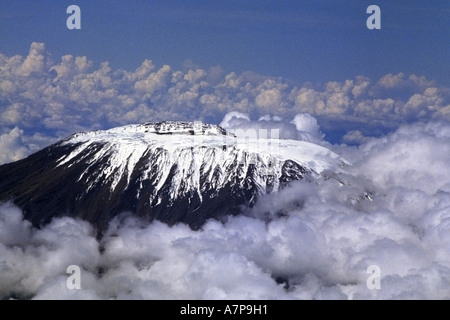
0 121 347 232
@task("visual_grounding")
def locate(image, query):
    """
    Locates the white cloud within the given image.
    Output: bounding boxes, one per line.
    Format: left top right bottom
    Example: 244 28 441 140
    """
220 112 314 141
255 88 281 109
354 121 450 194
342 130 369 145
351 76 370 98
0 127 31 165
219 111 251 129
291 113 324 142
16 42 50 77
134 65 171 95
377 72 406 89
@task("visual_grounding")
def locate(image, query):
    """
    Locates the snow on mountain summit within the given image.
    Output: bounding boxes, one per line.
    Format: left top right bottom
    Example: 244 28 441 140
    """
0 121 348 233
62 120 346 174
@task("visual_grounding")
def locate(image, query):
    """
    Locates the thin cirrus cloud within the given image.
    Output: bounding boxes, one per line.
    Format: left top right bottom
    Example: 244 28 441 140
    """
0 42 450 164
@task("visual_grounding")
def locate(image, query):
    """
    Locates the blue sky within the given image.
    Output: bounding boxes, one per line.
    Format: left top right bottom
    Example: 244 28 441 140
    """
1 0 448 84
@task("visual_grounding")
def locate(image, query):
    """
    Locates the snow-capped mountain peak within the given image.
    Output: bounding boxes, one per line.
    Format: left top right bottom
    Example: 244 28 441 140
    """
0 121 347 232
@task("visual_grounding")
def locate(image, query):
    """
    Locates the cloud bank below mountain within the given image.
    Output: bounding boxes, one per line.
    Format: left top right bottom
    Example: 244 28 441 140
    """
1 121 449 300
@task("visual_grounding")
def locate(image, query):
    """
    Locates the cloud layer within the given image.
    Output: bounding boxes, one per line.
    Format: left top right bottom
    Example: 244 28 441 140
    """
1 121 449 300
1 43 450 164
1 43 449 299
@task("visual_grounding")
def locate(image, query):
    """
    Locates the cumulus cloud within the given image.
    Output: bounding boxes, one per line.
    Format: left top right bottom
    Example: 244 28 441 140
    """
219 111 251 129
0 127 31 164
219 112 324 142
1 43 450 164
1 121 449 300
342 130 370 145
220 111 296 140
354 122 450 194
291 113 324 142
16 42 51 77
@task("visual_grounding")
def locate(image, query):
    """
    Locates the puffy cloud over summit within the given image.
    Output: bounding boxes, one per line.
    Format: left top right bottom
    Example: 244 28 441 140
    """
291 113 324 142
219 111 324 143
0 43 449 163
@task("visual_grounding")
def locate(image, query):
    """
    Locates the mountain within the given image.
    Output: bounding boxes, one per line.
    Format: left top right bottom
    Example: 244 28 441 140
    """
0 121 347 234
